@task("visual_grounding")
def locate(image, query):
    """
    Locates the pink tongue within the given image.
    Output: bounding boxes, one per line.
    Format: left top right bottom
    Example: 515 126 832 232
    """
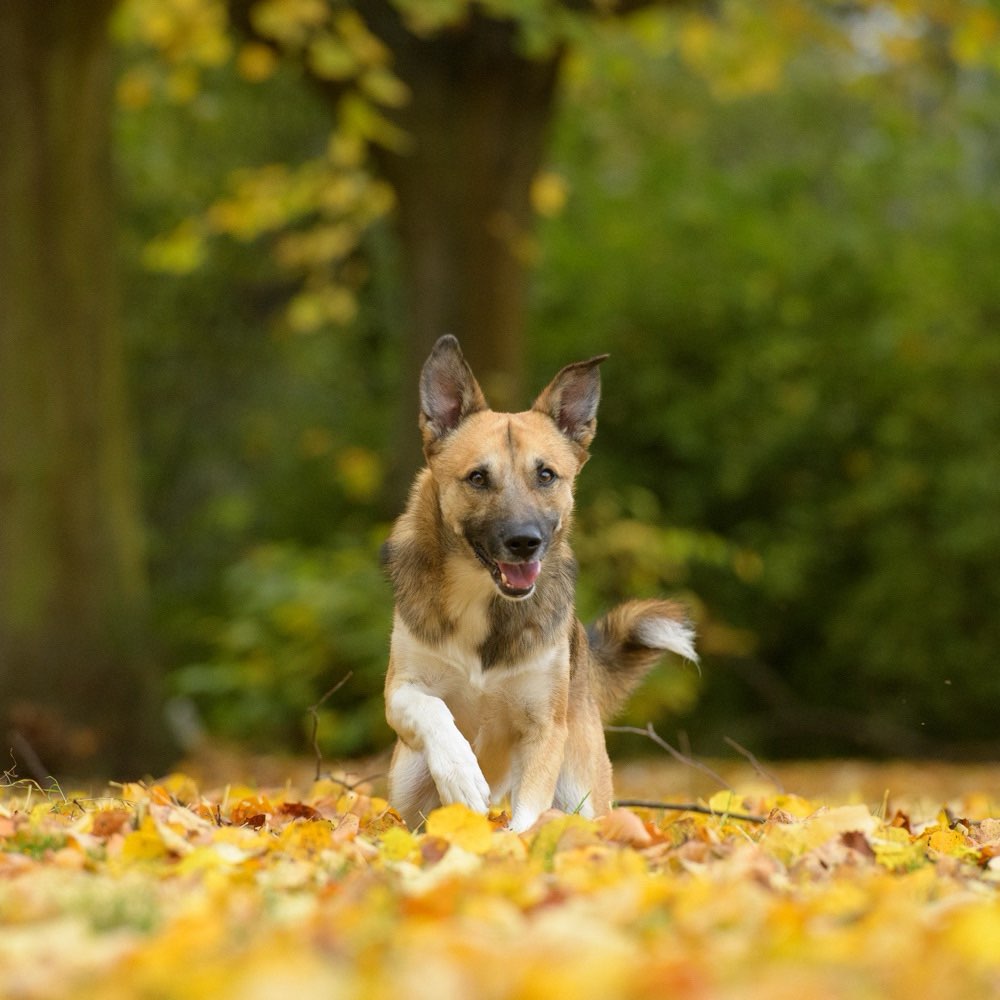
498 561 541 590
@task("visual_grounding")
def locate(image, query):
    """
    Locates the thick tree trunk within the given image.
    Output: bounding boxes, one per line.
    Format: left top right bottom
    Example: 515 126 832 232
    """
357 2 564 499
228 0 564 502
0 0 170 778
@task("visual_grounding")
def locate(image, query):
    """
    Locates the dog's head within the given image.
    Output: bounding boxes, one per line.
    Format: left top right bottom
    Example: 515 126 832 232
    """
419 335 606 600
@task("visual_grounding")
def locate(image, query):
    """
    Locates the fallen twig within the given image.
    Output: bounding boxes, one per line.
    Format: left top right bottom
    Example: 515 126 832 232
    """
613 799 767 824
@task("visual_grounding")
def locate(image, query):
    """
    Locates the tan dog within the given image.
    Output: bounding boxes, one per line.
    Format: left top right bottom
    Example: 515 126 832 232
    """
382 336 696 832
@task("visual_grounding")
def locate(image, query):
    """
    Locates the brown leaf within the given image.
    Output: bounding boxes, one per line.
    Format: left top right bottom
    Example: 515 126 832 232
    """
765 807 797 825
890 809 913 834
278 802 321 821
598 808 653 847
420 836 449 864
90 809 132 839
840 830 876 860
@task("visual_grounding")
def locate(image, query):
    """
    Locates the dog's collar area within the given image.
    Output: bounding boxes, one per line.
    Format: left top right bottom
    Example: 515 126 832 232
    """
471 542 540 599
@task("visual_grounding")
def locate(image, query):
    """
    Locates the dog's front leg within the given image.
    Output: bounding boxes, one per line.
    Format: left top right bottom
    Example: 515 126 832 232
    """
509 721 568 833
386 684 491 818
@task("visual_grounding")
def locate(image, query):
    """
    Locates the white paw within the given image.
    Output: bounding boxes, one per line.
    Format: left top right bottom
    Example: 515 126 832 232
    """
427 736 490 815
509 803 546 834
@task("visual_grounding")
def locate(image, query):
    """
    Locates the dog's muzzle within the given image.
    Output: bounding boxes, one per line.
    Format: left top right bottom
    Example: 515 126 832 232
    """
471 521 549 599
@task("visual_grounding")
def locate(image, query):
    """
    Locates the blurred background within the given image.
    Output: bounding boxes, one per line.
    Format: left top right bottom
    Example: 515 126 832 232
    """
2 0 999 780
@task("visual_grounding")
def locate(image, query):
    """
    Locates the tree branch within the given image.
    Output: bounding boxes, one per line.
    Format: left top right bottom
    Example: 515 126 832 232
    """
723 736 784 792
606 722 732 790
307 673 353 781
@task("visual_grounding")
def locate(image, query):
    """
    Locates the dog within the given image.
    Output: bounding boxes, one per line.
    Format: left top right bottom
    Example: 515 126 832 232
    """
382 335 696 833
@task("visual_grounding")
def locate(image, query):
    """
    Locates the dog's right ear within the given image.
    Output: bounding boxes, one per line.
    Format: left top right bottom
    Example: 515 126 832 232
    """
419 335 488 451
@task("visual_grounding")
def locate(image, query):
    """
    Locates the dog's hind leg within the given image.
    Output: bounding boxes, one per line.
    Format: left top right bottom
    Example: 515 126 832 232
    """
388 741 442 830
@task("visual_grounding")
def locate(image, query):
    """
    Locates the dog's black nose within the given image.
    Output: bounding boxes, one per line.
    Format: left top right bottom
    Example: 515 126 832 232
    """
504 529 543 559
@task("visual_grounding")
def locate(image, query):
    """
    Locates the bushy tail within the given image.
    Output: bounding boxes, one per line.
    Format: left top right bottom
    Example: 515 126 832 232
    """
588 598 698 721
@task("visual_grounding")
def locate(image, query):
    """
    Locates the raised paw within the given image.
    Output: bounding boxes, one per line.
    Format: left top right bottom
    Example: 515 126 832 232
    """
427 738 490 815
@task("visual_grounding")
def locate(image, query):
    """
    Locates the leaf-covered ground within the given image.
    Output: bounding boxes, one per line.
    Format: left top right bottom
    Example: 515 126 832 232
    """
2 761 999 1000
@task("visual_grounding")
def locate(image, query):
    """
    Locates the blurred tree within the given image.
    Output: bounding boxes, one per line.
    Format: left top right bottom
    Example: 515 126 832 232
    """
112 0 1000 760
126 0 691 497
223 0 587 498
535 3 1000 756
0 1 172 777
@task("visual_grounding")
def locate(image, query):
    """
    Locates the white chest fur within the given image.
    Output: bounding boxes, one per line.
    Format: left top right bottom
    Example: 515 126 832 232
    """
389 614 566 735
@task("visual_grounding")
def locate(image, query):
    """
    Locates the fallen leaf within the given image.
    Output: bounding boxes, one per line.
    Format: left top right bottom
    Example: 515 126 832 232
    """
424 804 494 855
598 808 653 847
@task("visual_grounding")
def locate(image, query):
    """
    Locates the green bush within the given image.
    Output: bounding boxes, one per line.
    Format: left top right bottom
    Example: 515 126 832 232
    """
171 538 393 757
533 22 1000 755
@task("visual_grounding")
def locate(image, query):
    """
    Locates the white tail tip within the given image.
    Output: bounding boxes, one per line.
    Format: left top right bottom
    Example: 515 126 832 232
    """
634 617 699 666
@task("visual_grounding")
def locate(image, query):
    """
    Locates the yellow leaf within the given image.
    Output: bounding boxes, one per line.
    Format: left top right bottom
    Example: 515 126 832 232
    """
335 446 382 501
926 826 976 859
872 826 927 872
359 67 410 108
945 900 1000 965
166 66 200 104
424 804 494 855
238 42 279 82
174 841 252 875
160 773 201 804
252 0 329 45
116 68 155 110
380 825 418 862
951 8 1000 67
531 171 569 218
529 814 599 867
278 819 337 856
333 9 390 65
142 219 206 274
120 816 168 863
308 34 358 80
763 804 878 862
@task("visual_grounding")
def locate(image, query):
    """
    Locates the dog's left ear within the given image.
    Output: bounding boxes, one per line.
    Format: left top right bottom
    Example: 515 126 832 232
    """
533 354 608 452
419 335 488 452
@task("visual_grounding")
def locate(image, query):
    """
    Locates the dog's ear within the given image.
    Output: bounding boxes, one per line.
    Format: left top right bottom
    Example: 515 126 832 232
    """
533 354 608 452
419 335 488 450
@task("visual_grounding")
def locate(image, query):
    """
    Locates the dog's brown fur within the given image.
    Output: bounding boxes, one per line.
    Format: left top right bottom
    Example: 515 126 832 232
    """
383 336 696 832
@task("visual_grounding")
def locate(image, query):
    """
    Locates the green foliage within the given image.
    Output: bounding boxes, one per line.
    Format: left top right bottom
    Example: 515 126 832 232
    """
114 2 1000 758
172 540 392 756
534 11 1000 754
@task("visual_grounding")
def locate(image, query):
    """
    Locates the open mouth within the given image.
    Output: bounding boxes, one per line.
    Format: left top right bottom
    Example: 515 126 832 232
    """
472 546 541 598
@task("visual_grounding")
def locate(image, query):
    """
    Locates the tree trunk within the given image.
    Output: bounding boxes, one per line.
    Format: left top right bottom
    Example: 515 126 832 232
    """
0 0 171 778
357 2 564 499
227 0 564 502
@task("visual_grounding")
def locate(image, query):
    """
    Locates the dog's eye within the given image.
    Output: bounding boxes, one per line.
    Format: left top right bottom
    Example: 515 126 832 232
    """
466 468 490 489
537 466 558 486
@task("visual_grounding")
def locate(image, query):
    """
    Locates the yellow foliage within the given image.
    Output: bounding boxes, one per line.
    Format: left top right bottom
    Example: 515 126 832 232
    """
237 42 279 82
531 170 570 218
142 218 207 273
425 803 495 854
119 816 169 863
251 0 330 46
116 67 156 110
287 286 358 332
951 7 1000 66
2 767 1000 998
307 33 358 80
335 446 383 501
